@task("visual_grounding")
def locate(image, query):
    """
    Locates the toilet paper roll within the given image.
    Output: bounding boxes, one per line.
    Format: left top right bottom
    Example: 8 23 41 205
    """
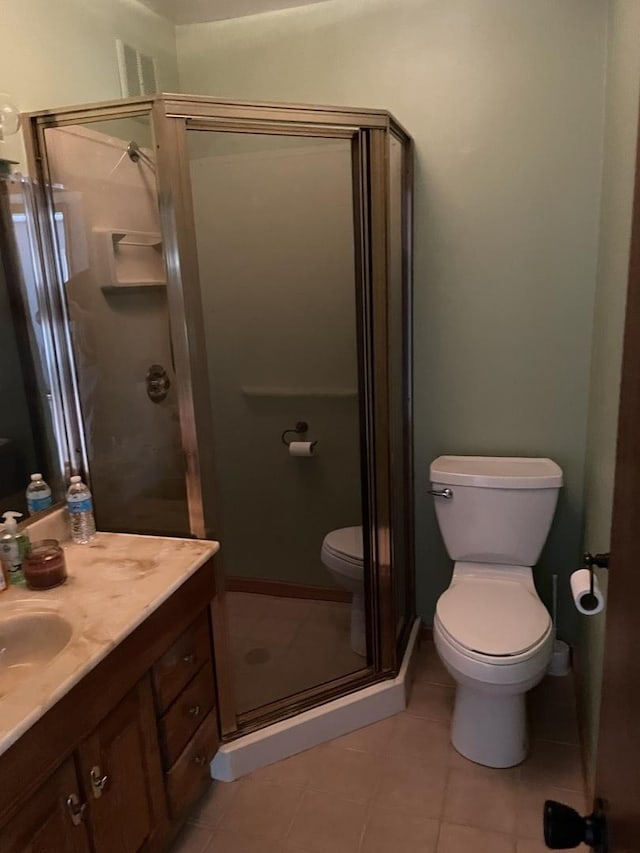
570 569 605 616
288 441 316 457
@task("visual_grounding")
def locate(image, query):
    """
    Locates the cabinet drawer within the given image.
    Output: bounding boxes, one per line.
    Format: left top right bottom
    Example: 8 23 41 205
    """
159 663 216 768
152 612 211 712
165 710 219 821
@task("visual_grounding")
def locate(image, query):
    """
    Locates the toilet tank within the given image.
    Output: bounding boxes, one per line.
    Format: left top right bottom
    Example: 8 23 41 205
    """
430 456 563 566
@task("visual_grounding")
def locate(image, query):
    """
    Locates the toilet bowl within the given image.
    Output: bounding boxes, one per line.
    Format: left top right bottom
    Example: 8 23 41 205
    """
429 455 563 768
434 564 554 767
321 526 366 657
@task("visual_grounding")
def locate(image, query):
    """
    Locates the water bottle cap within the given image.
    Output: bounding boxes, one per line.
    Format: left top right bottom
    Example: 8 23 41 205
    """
30 473 42 480
70 475 82 483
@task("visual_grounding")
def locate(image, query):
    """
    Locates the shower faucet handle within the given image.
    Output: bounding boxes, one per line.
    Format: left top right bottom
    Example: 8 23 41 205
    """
427 488 453 500
146 364 171 403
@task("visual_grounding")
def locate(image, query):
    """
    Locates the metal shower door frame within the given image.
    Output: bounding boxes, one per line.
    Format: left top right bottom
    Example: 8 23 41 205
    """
23 94 415 739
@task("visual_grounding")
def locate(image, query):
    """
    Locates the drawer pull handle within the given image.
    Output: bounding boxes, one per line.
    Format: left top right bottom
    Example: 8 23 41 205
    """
90 765 109 799
66 793 87 826
194 753 207 767
189 704 201 717
183 652 196 665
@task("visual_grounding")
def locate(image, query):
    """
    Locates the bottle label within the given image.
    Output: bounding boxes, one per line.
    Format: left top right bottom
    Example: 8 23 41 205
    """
68 497 93 514
0 542 25 584
27 495 53 514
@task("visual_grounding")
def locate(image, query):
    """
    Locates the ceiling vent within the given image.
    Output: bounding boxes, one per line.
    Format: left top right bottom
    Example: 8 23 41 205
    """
116 39 159 97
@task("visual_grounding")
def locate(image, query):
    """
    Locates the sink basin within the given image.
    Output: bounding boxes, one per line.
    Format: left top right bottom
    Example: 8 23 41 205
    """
0 602 74 698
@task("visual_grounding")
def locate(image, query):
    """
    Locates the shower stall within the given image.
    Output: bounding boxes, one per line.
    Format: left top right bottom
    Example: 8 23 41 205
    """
22 93 414 739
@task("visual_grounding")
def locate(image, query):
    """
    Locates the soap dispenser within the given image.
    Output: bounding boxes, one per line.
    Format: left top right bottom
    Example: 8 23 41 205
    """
0 511 30 585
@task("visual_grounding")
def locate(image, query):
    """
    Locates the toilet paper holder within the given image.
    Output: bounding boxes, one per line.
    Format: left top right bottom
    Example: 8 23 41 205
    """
583 552 610 570
281 421 315 447
582 552 610 606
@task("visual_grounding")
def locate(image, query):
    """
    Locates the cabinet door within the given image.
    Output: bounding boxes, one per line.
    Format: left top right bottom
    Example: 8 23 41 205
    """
77 675 168 853
2 756 91 853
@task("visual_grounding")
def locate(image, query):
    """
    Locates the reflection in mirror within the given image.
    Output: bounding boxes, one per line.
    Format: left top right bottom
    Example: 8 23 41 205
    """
41 115 190 536
0 177 61 517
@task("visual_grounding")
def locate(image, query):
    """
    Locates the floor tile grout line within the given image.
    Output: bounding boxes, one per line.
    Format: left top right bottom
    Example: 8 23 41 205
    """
282 780 310 843
532 734 582 748
186 781 242 833
443 818 520 840
440 739 455 831
177 647 584 852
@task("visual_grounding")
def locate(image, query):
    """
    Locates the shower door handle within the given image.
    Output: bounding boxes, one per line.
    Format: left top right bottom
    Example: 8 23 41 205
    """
427 488 453 499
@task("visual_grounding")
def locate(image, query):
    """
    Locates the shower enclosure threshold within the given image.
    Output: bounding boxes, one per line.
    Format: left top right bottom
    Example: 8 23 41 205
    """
211 618 421 782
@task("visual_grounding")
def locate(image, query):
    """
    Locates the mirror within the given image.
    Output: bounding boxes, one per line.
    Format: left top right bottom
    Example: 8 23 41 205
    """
40 115 190 537
0 178 61 518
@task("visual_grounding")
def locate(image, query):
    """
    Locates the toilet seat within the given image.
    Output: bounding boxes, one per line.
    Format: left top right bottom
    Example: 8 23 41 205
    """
320 526 366 656
435 614 553 671
436 576 551 659
321 527 363 580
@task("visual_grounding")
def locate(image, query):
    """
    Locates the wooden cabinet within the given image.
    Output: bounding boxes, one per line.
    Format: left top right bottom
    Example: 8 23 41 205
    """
0 557 218 853
4 682 169 853
77 677 168 853
153 615 220 822
152 612 212 712
158 661 216 768
2 757 91 853
165 709 219 821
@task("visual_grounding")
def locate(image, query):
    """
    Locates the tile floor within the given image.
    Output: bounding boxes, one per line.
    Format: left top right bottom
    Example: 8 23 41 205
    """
171 639 587 853
227 592 365 713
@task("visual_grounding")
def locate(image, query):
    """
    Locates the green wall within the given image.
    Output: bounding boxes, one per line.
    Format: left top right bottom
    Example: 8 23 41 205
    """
0 0 178 165
176 0 608 642
580 0 640 792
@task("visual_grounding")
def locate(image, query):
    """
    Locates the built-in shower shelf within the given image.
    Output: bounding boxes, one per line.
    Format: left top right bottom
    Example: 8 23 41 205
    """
94 227 166 291
241 386 358 398
111 231 162 247
101 282 166 294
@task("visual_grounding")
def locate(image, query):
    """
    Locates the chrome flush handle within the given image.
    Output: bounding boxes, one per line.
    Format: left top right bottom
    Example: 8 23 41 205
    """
427 488 453 499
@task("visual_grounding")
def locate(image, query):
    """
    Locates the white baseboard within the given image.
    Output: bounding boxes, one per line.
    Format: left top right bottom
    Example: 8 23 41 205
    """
211 617 421 782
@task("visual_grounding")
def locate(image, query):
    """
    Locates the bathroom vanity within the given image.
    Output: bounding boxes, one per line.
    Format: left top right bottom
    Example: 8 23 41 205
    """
0 532 220 852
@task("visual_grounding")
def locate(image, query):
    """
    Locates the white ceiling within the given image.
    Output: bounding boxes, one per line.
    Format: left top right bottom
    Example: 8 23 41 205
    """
138 0 329 25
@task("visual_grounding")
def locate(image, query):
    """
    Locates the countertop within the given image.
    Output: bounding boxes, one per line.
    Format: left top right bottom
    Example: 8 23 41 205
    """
0 530 219 757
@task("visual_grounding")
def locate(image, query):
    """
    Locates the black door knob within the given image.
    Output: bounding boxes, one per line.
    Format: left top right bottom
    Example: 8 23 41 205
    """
543 799 607 852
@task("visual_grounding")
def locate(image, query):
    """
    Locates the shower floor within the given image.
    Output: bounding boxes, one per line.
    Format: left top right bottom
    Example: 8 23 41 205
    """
226 592 366 713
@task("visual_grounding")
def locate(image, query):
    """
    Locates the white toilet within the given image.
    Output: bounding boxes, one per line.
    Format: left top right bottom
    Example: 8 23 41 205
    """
429 455 563 768
321 526 366 657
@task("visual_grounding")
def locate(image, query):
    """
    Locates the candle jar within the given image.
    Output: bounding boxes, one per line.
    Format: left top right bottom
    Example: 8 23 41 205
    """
23 539 67 590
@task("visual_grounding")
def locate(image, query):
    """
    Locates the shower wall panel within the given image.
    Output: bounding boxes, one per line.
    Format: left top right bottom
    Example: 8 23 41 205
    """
45 123 189 534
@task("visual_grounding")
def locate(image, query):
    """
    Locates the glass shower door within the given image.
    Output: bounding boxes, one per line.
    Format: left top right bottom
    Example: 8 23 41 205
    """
186 130 369 714
41 116 190 536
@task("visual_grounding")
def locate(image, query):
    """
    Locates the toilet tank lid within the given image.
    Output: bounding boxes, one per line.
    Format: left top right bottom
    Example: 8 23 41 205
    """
430 456 563 489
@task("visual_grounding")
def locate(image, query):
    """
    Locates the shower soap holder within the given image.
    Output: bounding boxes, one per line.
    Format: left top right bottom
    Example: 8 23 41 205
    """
95 228 166 292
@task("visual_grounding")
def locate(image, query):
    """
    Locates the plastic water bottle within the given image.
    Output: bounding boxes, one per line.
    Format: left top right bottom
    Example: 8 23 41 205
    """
66 475 96 544
26 473 53 515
